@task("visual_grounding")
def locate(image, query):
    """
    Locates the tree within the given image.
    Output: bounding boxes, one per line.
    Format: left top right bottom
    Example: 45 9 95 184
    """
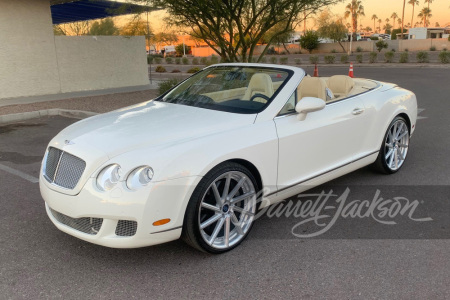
316 11 348 52
364 26 372 32
89 18 119 36
151 32 179 51
383 23 393 34
53 25 66 36
408 0 419 30
378 19 382 32
391 12 398 29
55 21 90 36
435 22 440 27
371 14 378 33
375 40 388 52
262 22 295 54
418 7 432 27
299 30 320 54
424 0 434 27
401 0 406 39
175 43 191 56
143 0 340 62
121 18 151 36
344 0 365 38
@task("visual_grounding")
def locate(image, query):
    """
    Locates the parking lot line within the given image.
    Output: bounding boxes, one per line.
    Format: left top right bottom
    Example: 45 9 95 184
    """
0 163 39 183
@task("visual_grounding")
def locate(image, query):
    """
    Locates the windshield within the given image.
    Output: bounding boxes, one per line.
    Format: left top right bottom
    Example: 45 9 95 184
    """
157 66 292 114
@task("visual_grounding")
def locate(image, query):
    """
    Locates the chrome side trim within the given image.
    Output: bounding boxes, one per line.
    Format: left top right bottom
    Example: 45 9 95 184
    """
150 226 182 234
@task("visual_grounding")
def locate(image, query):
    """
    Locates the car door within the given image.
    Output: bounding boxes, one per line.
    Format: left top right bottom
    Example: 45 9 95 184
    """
274 92 369 190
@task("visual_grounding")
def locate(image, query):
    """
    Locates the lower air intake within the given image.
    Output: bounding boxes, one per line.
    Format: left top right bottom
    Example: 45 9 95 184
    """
50 207 103 235
115 220 138 237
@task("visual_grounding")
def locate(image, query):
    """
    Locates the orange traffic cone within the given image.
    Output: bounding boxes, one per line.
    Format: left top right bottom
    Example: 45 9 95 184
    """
313 64 319 77
348 63 354 78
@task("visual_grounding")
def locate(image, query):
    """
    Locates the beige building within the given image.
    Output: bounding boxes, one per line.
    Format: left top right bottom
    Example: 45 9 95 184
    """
0 0 149 100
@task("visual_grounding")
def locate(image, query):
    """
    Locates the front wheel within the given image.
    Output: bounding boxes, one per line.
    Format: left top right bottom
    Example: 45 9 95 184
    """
182 162 259 253
372 116 410 174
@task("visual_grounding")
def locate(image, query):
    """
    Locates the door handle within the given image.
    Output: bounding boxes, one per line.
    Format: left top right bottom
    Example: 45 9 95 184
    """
352 108 365 115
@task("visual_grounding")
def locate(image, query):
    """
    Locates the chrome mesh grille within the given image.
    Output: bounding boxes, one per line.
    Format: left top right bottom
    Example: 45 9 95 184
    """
44 147 86 190
49 207 103 235
115 220 138 237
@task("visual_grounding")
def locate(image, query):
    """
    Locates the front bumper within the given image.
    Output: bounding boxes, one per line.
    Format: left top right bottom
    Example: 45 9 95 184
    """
40 175 201 248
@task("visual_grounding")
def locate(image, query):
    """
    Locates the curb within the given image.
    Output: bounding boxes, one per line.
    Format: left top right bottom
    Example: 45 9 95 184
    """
0 109 97 125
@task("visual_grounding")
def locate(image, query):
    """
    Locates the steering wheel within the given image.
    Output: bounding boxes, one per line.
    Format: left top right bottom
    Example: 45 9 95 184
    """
249 93 270 103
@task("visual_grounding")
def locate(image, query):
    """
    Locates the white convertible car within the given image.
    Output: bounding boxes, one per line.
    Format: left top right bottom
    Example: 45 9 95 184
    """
40 64 417 253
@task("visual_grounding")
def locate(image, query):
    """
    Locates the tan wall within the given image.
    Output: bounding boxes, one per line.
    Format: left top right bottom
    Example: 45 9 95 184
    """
399 38 450 51
0 0 60 99
55 36 149 93
0 0 149 100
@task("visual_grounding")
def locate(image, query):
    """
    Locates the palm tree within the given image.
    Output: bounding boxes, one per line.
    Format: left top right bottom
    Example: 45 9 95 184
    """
408 0 419 29
401 0 406 39
372 14 378 33
424 0 433 27
418 7 432 27
391 12 399 29
345 0 365 37
378 19 382 32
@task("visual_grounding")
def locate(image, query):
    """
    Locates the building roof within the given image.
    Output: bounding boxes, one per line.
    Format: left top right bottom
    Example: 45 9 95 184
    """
50 0 151 24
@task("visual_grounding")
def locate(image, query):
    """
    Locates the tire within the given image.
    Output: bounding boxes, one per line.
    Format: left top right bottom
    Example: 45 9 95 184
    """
372 116 410 174
182 162 259 254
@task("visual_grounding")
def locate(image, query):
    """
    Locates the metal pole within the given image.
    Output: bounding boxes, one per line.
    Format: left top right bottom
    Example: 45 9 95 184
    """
183 34 186 56
146 10 152 85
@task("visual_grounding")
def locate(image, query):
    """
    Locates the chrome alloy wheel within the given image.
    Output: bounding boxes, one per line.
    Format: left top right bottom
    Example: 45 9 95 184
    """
198 171 256 249
384 119 409 171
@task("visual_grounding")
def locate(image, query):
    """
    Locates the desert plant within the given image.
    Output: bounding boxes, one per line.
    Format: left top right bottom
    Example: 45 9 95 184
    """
154 57 162 64
375 40 388 52
369 52 378 63
187 67 201 73
155 65 166 73
309 55 319 64
260 57 267 63
356 54 363 63
165 57 173 64
391 49 396 52
438 50 450 64
200 57 208 65
324 55 335 64
430 46 436 51
279 57 288 64
384 51 395 63
175 57 181 64
404 48 409 52
340 54 349 64
158 78 179 95
299 30 320 54
270 56 278 64
192 57 199 65
210 55 219 64
182 57 189 65
399 52 409 63
294 58 302 65
356 46 363 53
171 69 181 73
331 49 337 53
416 51 429 63
147 55 153 64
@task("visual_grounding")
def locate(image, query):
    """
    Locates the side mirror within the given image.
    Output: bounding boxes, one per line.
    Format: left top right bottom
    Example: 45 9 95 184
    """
295 97 326 121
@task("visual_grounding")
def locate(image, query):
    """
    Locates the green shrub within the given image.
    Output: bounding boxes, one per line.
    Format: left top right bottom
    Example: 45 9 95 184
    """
404 48 409 52
331 49 337 53
438 50 450 64
154 57 162 64
299 30 320 54
309 55 319 64
165 57 173 64
369 52 378 63
187 67 200 73
175 57 181 64
270 56 278 64
356 46 363 53
171 69 181 73
155 65 166 73
182 57 189 65
147 55 153 64
192 57 199 65
200 57 208 65
416 51 429 63
260 57 267 63
375 40 388 52
384 51 395 63
391 49 396 52
356 54 363 63
340 54 349 64
430 46 436 51
294 58 302 65
399 52 409 63
210 55 219 64
324 55 335 64
158 78 179 95
280 57 288 64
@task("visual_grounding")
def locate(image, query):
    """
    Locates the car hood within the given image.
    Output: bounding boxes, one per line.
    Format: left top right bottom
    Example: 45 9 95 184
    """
53 100 257 159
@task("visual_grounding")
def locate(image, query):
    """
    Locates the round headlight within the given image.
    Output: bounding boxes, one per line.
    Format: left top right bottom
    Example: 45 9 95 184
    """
126 166 154 190
96 164 121 191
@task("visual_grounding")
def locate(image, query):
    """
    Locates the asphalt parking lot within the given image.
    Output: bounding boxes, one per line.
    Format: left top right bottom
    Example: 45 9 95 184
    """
1 67 449 299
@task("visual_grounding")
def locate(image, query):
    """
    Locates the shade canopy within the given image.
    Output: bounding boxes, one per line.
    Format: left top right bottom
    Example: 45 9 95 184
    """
50 0 150 24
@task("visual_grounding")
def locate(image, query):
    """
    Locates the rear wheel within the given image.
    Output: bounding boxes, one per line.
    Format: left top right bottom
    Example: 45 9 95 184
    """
182 162 259 253
372 116 410 174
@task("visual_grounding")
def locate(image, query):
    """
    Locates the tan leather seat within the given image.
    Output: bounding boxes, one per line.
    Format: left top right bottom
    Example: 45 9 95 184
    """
242 73 274 101
298 77 328 101
327 75 355 97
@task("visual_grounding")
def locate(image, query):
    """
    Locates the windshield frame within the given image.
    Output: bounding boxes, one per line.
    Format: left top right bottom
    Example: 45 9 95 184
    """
155 65 294 114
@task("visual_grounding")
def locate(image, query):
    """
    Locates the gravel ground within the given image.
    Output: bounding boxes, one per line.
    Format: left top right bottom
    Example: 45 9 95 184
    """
0 89 160 116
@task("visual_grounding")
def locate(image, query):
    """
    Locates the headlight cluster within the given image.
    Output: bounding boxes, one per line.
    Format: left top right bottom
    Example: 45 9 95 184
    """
96 164 153 192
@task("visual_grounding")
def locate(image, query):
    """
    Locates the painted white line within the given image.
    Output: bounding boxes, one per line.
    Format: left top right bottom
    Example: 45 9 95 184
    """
0 163 39 183
417 108 427 120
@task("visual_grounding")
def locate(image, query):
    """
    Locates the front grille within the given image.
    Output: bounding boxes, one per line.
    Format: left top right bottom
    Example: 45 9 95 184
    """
44 147 86 189
115 220 138 237
49 207 103 235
